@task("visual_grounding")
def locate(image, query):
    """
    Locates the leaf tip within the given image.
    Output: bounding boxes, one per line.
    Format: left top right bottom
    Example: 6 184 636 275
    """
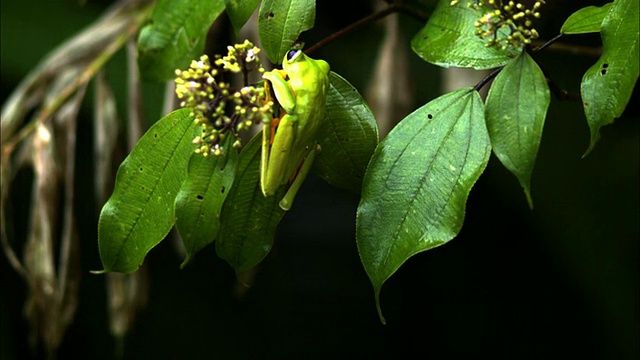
179 257 191 270
374 286 387 325
582 136 599 159
523 186 534 210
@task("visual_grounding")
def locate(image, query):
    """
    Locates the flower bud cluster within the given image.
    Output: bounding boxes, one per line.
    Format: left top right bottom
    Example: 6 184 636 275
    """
452 0 544 51
175 40 272 156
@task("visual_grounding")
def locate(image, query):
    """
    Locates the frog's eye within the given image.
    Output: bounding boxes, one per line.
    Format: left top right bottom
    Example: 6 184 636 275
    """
286 49 302 62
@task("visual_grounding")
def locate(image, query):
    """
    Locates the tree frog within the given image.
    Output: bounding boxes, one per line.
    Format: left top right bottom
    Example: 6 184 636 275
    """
260 49 330 210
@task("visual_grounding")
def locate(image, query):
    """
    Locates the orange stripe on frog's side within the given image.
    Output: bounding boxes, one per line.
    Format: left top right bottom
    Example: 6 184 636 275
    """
269 116 281 145
265 70 295 146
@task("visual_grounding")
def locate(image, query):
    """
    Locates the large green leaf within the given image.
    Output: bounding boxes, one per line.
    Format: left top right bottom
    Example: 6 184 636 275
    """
312 72 379 193
224 0 260 36
175 137 238 268
581 0 639 155
137 0 225 81
411 0 517 70
258 0 315 64
561 3 613 35
98 109 199 273
216 133 286 274
485 51 550 208
357 88 490 323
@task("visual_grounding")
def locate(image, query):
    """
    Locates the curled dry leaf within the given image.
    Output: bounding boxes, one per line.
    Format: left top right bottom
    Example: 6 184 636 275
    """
0 1 155 357
23 80 86 357
24 122 61 354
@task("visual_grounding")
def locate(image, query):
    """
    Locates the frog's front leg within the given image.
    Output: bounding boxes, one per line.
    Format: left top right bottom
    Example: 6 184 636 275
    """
263 69 296 112
279 143 321 211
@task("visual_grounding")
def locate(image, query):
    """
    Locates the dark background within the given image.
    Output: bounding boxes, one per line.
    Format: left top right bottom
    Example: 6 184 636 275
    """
1 0 638 359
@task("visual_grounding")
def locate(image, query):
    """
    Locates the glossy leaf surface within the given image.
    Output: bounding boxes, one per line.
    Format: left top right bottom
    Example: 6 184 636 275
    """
258 0 315 64
137 0 225 81
485 51 550 208
561 3 612 34
224 0 260 35
411 0 517 69
216 134 286 274
98 109 199 273
175 137 237 267
357 88 491 322
581 0 639 155
312 72 379 193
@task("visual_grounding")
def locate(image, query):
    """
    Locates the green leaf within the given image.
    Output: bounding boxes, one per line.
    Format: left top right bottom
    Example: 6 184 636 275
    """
312 72 379 193
561 3 613 35
98 109 199 273
357 88 490 323
258 0 315 64
485 51 550 208
411 0 517 70
581 0 639 155
216 133 286 274
224 0 261 36
175 137 238 268
137 0 225 81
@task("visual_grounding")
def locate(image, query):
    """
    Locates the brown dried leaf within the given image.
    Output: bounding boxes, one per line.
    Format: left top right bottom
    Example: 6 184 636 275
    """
93 71 120 205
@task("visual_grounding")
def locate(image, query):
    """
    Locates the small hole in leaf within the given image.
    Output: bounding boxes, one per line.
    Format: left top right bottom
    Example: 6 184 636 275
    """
602 63 609 68
601 69 607 75
428 114 433 119
196 194 204 201
139 167 143 172
221 186 226 194
154 133 158 138
265 11 274 19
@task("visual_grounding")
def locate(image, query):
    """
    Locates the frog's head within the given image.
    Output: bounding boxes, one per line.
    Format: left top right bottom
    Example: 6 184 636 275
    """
281 49 330 86
282 49 306 69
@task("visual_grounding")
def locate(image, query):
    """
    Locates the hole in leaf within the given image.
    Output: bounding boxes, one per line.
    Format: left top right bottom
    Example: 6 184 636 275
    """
139 167 143 172
602 63 609 68
265 11 274 19
221 186 226 194
427 114 433 119
601 69 607 75
196 194 204 201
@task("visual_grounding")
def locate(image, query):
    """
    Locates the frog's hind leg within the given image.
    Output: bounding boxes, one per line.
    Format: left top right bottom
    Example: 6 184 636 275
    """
279 144 320 211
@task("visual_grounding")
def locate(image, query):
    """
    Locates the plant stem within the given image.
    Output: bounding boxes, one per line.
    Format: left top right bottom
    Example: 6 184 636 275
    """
305 2 429 55
474 33 582 98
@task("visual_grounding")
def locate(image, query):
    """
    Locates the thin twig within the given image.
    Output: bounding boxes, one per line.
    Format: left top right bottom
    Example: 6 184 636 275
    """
57 82 87 302
2 33 131 159
532 36 602 57
532 33 564 53
474 66 504 92
305 2 429 55
0 165 30 279
473 33 582 99
1 3 152 159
